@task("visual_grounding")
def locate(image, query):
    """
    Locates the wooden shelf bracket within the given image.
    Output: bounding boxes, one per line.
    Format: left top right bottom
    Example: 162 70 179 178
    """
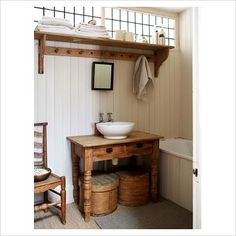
154 48 170 77
38 34 46 74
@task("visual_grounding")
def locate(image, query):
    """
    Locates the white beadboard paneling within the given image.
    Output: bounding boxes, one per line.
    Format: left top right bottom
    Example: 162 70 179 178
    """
54 54 71 176
160 151 193 212
69 45 80 136
179 8 193 139
45 56 55 169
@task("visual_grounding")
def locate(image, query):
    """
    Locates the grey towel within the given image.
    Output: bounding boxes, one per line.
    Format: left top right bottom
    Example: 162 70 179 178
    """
133 55 153 100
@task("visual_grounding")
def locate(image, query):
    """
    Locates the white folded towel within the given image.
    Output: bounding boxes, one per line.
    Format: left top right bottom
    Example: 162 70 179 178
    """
133 55 153 100
75 31 110 38
77 23 107 32
37 23 72 31
37 28 77 35
39 16 73 29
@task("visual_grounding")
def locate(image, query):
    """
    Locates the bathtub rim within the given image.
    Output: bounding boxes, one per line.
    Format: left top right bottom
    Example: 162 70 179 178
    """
160 138 193 161
160 149 192 161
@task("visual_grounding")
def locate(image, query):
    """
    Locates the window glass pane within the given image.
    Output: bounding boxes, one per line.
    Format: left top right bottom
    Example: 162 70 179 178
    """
105 7 111 18
93 7 101 17
136 24 142 35
105 19 112 31
85 7 92 16
156 16 162 27
169 29 175 38
113 20 120 30
169 39 175 46
76 6 84 15
150 25 155 37
121 10 127 21
163 28 169 38
128 23 135 33
156 26 162 32
150 15 155 26
136 12 142 23
76 15 83 25
113 9 120 20
143 25 149 35
162 17 168 27
128 11 135 22
169 18 175 28
44 9 54 17
143 14 148 24
121 22 127 31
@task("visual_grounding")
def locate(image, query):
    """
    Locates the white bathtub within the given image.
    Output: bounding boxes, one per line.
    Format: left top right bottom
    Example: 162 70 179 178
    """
159 138 193 212
160 138 193 161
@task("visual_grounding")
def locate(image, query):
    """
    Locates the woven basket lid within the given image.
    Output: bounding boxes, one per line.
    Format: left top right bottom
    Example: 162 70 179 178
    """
80 173 119 192
116 169 149 180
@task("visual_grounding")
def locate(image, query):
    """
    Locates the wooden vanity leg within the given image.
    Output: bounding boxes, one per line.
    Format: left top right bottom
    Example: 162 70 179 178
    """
83 148 93 222
71 143 80 205
150 140 159 202
83 171 92 222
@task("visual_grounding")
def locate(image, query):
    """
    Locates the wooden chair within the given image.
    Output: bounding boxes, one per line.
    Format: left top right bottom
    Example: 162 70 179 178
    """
34 122 66 224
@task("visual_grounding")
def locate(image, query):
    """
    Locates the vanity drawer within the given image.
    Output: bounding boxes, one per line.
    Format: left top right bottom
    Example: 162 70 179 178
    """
93 144 125 160
126 142 153 155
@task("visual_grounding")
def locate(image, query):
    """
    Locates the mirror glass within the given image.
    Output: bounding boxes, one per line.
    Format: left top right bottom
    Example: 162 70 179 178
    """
92 62 114 90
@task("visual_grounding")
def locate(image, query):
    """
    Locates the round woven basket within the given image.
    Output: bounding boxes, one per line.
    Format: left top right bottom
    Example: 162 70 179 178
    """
79 173 119 216
117 169 150 207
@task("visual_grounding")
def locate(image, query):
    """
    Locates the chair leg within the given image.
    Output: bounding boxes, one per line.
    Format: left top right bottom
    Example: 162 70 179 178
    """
43 191 48 212
61 176 66 224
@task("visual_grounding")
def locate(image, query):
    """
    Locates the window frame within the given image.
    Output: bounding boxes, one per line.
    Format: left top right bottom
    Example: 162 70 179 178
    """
34 6 179 48
102 7 178 46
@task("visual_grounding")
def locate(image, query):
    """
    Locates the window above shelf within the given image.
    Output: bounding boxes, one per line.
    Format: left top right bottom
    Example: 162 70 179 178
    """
34 31 174 76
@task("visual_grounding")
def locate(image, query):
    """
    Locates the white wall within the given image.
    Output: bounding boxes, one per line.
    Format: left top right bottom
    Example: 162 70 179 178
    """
34 9 193 203
179 8 193 139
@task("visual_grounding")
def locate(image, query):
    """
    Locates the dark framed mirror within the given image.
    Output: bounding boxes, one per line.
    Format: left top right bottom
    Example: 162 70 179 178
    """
91 62 114 90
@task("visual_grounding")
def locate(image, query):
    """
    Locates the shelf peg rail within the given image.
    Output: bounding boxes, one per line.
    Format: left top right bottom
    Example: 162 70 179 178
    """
35 32 173 76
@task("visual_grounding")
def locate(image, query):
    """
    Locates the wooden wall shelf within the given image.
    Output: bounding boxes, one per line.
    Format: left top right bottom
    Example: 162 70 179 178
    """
34 31 174 76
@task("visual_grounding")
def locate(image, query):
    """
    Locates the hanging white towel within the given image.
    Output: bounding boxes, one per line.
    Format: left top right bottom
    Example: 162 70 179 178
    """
133 55 153 100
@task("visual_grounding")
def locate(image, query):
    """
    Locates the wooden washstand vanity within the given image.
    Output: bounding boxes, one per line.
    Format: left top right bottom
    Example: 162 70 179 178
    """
67 131 163 222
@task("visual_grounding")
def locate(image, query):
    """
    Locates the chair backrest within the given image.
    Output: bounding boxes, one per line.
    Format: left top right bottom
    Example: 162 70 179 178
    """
34 122 48 168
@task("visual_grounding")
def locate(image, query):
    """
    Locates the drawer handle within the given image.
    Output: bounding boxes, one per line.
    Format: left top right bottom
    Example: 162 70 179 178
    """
136 143 143 148
106 147 113 153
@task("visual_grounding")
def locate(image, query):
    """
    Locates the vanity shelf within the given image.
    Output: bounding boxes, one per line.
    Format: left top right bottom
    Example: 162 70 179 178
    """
34 31 174 76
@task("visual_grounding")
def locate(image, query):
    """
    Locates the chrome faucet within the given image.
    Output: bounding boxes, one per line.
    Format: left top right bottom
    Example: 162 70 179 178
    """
99 113 104 122
107 112 113 122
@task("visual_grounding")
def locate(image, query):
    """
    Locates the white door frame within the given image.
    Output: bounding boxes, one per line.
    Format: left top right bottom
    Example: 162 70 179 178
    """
192 7 201 229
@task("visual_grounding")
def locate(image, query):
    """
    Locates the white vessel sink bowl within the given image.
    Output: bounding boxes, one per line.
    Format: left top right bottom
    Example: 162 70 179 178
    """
96 122 135 139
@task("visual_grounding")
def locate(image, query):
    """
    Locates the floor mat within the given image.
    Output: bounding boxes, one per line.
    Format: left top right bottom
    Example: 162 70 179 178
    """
95 199 192 229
